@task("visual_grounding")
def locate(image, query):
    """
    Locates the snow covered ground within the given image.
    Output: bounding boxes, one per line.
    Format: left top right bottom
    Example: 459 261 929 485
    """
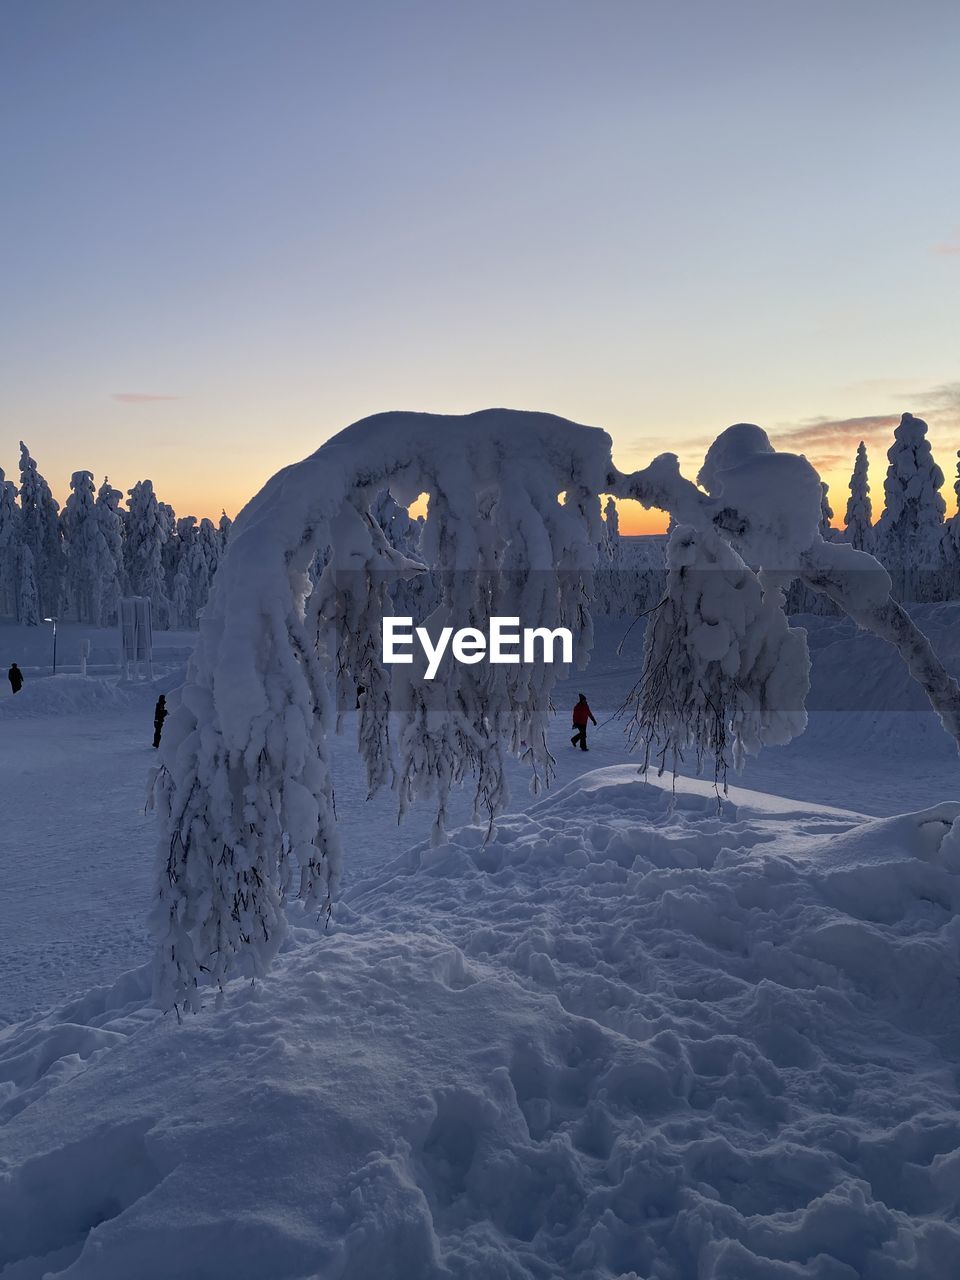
3 772 960 1277
1 695 155 1023
2 612 959 1276
4 615 958 1025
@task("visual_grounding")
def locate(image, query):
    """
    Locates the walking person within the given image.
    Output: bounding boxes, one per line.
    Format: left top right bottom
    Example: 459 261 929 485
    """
7 662 23 695
570 692 596 752
153 694 168 749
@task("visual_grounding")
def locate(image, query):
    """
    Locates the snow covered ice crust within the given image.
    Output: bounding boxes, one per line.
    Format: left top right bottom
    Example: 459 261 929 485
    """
4 771 960 1277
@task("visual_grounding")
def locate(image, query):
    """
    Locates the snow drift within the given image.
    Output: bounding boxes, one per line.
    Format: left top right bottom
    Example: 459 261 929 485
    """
0 675 141 720
4 769 960 1278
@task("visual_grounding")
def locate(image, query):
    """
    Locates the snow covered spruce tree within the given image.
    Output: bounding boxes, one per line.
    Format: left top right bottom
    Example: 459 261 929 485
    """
95 478 125 624
17 544 40 628
593 496 627 616
61 471 104 623
844 440 874 552
168 515 219 628
158 501 179 604
218 510 232 551
152 409 960 1013
196 516 222 589
18 442 63 620
875 412 946 601
0 469 19 619
818 482 835 540
171 517 196 628
125 479 171 626
602 494 620 553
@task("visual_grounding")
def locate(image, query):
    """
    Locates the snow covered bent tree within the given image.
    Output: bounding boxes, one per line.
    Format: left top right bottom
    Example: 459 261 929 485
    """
151 409 960 1013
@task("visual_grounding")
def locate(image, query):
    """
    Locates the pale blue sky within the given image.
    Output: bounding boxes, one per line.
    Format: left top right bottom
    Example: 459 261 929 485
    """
1 0 957 527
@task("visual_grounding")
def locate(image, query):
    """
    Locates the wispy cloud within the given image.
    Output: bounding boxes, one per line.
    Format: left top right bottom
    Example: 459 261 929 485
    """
111 392 181 403
769 414 900 470
912 381 960 416
770 384 960 475
620 385 960 480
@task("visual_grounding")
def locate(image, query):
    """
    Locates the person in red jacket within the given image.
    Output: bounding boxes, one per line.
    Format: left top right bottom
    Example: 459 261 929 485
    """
571 693 596 751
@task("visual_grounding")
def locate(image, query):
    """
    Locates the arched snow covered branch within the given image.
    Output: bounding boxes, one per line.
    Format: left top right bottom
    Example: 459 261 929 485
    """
153 409 960 1012
152 411 611 1010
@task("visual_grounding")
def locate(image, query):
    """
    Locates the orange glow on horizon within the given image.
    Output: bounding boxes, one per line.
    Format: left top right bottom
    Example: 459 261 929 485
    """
78 449 950 541
405 494 669 536
615 500 670 536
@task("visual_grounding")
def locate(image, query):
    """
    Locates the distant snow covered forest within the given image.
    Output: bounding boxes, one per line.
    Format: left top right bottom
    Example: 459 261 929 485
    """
0 441 232 629
3 411 959 638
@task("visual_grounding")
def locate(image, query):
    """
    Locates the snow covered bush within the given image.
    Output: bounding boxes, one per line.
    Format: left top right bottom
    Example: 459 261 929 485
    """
152 409 960 1012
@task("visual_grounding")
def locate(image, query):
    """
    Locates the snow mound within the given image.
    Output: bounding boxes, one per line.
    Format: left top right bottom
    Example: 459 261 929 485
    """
0 675 143 719
3 769 960 1277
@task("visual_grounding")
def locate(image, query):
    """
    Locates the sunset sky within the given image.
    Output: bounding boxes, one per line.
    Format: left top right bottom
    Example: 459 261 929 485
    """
1 0 958 532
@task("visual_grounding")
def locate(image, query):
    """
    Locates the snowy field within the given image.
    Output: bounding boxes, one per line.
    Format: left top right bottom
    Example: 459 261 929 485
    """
3 613 959 1026
2 613 960 1276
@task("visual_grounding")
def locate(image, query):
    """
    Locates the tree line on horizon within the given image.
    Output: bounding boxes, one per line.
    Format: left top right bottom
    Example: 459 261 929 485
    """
3 412 959 634
0 442 232 629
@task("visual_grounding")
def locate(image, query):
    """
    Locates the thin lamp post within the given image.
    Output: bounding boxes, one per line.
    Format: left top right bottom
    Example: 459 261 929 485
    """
43 616 58 674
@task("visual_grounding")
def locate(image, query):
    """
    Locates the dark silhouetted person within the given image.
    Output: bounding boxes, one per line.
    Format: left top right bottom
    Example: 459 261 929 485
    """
153 694 168 748
571 693 596 751
8 663 23 694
